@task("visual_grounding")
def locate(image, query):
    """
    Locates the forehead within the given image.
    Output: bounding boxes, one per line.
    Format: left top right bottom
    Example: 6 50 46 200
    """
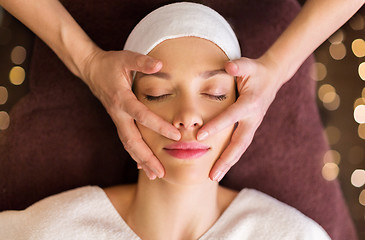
147 37 229 73
133 37 234 89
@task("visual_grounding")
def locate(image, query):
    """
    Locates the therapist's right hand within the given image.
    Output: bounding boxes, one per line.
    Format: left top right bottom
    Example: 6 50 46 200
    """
81 48 181 180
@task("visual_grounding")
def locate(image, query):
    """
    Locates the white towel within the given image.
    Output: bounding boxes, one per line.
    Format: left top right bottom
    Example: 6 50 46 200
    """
123 2 241 61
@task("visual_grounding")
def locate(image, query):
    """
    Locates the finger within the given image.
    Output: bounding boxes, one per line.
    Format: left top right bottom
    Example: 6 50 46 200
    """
117 115 165 179
225 57 257 77
197 97 246 141
122 92 181 141
210 122 256 182
123 50 163 74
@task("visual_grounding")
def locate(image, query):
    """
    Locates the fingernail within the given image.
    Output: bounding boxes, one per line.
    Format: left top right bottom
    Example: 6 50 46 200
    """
217 171 226 182
168 132 181 141
212 171 223 182
197 131 208 141
144 169 156 180
153 168 164 179
146 58 156 68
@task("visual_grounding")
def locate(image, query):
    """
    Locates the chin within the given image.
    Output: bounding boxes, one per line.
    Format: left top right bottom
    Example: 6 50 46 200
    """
158 152 216 186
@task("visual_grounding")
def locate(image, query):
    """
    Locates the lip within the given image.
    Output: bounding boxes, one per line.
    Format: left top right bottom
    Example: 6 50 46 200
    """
164 142 210 159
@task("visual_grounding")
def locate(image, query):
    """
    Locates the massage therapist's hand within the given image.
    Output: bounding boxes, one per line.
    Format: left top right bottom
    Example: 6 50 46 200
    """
82 48 181 179
198 56 285 182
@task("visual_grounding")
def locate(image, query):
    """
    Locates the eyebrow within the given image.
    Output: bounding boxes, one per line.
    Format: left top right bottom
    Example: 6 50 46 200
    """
138 69 230 80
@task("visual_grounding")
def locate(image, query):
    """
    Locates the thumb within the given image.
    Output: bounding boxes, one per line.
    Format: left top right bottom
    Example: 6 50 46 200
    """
225 57 257 77
123 50 163 74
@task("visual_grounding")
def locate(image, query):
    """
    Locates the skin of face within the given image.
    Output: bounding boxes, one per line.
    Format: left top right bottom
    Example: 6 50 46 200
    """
133 37 236 185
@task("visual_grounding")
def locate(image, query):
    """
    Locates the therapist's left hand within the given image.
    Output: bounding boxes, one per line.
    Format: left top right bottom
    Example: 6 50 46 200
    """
197 55 286 182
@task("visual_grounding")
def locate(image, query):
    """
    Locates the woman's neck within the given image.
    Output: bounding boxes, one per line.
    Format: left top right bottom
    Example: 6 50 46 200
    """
105 172 237 240
128 174 222 240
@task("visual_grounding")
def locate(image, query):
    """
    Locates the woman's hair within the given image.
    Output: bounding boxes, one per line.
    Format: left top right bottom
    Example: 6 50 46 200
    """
123 2 241 67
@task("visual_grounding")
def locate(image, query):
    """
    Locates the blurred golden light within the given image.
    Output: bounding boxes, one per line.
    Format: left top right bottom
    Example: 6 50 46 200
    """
0 111 10 130
329 43 346 60
10 46 26 65
323 93 340 111
352 39 365 58
9 66 25 85
328 30 344 44
362 88 365 98
322 162 339 181
360 190 365 206
348 146 364 165
359 62 365 81
0 86 8 105
358 124 365 140
349 14 365 30
318 84 336 101
354 97 365 109
322 92 336 103
354 105 365 124
351 169 365 187
323 150 341 164
310 62 327 81
324 126 341 145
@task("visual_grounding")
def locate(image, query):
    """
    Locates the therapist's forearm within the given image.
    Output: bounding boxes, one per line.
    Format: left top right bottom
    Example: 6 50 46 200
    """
262 0 364 86
0 0 99 82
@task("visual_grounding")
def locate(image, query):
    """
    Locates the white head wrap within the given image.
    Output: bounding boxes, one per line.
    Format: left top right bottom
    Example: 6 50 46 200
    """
123 2 241 60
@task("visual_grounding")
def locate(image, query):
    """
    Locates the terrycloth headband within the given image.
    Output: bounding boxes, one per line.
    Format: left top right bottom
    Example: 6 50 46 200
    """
123 2 241 61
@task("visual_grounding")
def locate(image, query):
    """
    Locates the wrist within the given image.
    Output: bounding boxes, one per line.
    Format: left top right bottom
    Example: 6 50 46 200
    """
258 50 289 91
73 43 102 84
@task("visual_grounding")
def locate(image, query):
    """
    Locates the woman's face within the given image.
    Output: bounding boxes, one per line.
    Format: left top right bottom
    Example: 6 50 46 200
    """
134 37 236 185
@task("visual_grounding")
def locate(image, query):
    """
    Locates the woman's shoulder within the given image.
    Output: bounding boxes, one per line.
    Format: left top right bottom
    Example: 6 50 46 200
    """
0 186 131 240
205 188 331 240
103 184 137 219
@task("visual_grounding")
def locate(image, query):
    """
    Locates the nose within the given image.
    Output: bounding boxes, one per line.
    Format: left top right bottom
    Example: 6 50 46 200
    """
172 100 203 130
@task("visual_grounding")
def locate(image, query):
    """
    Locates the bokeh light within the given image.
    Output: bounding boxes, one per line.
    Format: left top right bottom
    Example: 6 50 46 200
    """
323 93 340 111
354 97 365 109
322 162 339 181
354 105 365 124
310 62 327 81
329 43 347 60
0 111 10 130
329 30 345 44
348 146 364 165
349 14 365 30
322 92 337 103
325 126 341 145
351 169 365 187
352 39 365 58
359 62 365 81
358 124 365 140
318 84 336 101
323 149 341 164
10 46 26 65
9 66 25 85
362 88 365 99
360 190 365 206
0 86 8 105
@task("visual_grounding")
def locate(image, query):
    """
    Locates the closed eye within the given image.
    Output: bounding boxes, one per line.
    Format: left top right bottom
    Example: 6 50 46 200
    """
144 94 171 101
203 94 227 101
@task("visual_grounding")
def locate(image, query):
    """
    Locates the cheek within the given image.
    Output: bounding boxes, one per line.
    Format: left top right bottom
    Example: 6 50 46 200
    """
136 123 162 153
212 124 235 155
200 100 234 123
